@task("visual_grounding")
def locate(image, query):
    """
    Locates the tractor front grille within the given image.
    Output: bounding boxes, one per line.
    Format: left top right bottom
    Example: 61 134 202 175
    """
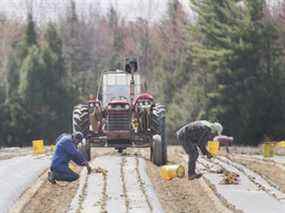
106 110 130 131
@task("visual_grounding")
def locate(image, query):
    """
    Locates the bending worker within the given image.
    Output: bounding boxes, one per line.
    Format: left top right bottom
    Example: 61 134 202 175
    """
48 132 92 184
176 120 223 180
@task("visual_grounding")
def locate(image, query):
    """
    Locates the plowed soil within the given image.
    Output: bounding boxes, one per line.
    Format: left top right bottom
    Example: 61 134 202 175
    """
229 155 285 193
17 147 231 213
144 146 231 213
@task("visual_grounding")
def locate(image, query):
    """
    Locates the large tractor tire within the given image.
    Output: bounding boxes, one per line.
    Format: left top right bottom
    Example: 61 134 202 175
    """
72 104 90 136
151 105 167 166
78 139 91 161
152 135 164 166
73 104 91 161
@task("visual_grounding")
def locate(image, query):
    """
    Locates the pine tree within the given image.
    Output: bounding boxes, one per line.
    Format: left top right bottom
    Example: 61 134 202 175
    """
5 12 39 146
6 46 19 99
0 84 7 146
191 0 285 145
18 13 38 104
24 13 37 47
18 45 48 143
42 23 73 141
19 46 46 107
6 12 37 102
44 23 65 89
17 13 38 60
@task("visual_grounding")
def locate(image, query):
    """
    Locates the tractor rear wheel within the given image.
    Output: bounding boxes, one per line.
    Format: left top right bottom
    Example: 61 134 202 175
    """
72 104 90 136
151 105 167 166
73 104 91 161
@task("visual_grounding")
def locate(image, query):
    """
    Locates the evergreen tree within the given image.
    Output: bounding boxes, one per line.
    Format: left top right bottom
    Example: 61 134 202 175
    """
6 46 19 100
18 13 40 103
42 23 73 141
18 46 48 142
18 13 38 60
43 23 65 90
19 46 45 107
6 12 37 102
191 0 285 145
24 13 37 47
5 12 39 146
0 84 7 147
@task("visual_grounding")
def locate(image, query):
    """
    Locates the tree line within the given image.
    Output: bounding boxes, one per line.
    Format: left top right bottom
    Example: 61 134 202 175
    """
0 0 284 146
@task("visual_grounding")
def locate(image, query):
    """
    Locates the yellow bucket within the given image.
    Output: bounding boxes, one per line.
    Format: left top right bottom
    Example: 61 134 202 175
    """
263 142 274 158
160 165 185 180
32 140 45 154
207 141 220 156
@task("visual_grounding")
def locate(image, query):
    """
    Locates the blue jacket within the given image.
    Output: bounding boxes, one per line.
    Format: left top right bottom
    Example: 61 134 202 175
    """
51 134 87 173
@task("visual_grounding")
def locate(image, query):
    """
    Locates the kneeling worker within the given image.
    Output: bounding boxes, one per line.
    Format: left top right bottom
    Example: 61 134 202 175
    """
176 120 223 180
48 132 92 184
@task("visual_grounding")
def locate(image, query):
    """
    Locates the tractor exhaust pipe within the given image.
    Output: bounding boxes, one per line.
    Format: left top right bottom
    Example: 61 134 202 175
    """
125 57 138 104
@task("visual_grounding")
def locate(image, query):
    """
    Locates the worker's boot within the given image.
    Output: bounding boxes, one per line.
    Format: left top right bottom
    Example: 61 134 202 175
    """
188 173 203 180
48 171 56 184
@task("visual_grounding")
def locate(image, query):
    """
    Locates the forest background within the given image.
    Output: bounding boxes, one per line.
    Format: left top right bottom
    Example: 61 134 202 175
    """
0 0 284 146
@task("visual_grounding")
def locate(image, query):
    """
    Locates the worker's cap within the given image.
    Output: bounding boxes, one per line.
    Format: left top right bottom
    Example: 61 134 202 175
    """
72 131 84 142
210 122 223 135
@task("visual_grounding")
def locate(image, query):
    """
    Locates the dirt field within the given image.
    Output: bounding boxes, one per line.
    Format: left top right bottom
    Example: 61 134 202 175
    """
20 148 114 213
21 179 78 213
16 147 231 213
134 146 231 213
229 155 285 193
9 145 285 213
146 159 228 213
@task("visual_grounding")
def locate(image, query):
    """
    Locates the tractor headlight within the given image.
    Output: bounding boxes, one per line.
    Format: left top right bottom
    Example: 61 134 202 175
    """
125 105 130 110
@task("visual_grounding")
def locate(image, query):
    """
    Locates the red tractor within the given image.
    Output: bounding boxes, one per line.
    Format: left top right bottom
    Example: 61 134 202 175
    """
72 58 167 166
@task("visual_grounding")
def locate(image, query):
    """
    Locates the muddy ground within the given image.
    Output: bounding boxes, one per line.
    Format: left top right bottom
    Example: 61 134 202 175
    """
18 147 229 213
21 179 78 213
14 145 285 213
20 148 114 213
145 146 228 213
